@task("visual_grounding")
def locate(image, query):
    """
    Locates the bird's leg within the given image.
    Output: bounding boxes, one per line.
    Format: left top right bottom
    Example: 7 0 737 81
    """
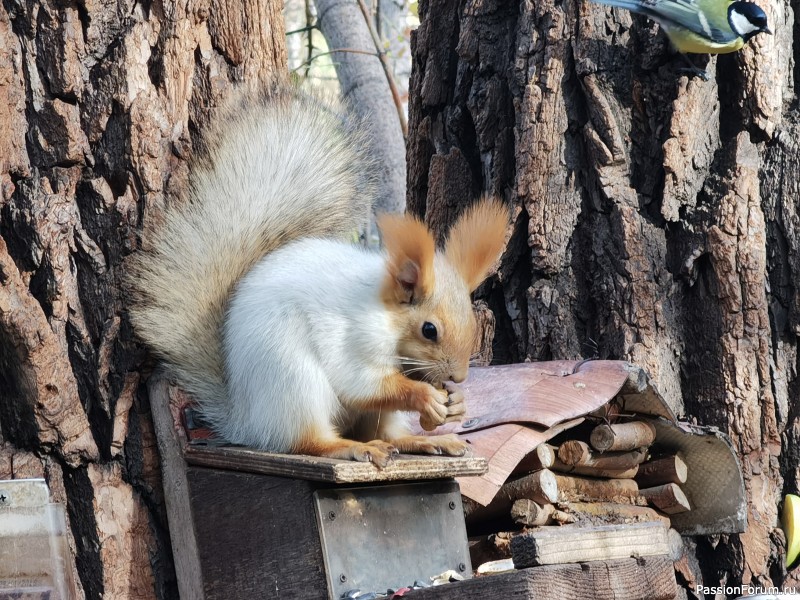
677 53 710 81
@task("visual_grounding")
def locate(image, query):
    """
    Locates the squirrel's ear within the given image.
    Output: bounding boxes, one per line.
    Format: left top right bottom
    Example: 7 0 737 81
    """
378 213 435 304
445 199 509 292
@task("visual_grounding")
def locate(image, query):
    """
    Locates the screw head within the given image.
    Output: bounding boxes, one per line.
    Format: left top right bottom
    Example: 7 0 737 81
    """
328 511 336 520
458 562 467 572
448 501 456 510
339 573 347 583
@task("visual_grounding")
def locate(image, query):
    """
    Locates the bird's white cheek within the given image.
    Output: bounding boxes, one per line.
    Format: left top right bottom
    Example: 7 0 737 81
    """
729 11 760 36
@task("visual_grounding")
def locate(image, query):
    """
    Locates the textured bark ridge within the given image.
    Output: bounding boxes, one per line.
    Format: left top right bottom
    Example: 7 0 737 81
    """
408 0 797 590
0 0 286 597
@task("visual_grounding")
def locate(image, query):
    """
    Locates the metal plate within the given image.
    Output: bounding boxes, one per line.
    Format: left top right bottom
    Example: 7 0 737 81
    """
0 478 49 508
314 480 471 599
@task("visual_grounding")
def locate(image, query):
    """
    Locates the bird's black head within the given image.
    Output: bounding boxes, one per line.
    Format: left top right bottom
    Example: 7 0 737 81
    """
728 2 771 41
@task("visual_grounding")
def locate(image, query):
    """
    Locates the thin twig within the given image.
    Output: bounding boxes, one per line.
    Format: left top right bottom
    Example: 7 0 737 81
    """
355 0 409 138
304 0 314 78
291 48 378 73
285 24 317 36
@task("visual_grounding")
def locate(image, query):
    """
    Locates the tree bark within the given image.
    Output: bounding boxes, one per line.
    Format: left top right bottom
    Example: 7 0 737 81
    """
408 0 796 591
0 0 286 597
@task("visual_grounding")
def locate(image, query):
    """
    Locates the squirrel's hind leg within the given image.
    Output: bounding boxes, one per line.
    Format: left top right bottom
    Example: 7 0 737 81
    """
390 434 470 457
375 411 471 457
292 425 399 468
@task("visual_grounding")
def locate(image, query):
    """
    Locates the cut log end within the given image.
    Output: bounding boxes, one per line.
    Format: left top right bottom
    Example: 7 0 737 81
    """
511 499 555 526
590 421 657 453
516 444 556 472
640 483 691 515
526 469 559 505
635 454 688 488
558 440 591 466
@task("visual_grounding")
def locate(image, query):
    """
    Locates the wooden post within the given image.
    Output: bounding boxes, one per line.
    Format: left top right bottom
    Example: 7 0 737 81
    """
511 522 671 567
635 455 688 488
554 474 641 504
557 442 647 470
406 556 678 600
551 456 639 479
640 484 691 514
590 421 657 452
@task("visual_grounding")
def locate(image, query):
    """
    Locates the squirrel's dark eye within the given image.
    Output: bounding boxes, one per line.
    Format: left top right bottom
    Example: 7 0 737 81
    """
422 322 438 341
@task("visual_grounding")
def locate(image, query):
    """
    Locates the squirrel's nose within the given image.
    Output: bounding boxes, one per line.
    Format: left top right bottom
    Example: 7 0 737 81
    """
450 370 467 384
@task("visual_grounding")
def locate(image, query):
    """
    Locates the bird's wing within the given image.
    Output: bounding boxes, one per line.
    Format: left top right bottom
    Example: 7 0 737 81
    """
592 0 739 44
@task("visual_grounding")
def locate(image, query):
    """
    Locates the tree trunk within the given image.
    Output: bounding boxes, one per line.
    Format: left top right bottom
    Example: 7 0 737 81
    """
408 0 797 591
315 0 408 216
0 0 286 597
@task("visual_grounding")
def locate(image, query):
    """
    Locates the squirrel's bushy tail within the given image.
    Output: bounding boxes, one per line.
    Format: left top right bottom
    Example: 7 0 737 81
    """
127 86 374 405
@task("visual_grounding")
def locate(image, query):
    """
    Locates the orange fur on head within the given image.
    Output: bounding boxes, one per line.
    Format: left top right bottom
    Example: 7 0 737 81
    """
445 199 509 291
378 213 436 303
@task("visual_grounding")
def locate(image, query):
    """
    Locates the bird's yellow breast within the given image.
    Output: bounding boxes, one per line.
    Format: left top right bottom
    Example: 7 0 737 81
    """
667 29 745 54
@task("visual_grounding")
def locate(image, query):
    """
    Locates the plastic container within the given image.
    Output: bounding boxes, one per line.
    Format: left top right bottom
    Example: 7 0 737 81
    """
0 479 73 600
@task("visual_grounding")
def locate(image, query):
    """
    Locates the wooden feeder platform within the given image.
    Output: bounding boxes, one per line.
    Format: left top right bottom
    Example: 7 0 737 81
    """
150 375 488 600
149 362 693 600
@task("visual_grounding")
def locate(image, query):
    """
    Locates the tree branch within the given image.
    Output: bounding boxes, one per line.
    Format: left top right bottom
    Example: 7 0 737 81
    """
355 0 408 137
290 48 378 73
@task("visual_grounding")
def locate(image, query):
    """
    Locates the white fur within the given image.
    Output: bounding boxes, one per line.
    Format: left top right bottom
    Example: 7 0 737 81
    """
128 89 374 423
729 9 760 36
221 239 400 450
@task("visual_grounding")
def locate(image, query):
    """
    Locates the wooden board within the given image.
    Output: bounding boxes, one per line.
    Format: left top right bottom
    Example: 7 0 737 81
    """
187 467 328 600
406 556 676 600
148 374 205 600
511 522 670 567
184 444 488 483
158 373 488 483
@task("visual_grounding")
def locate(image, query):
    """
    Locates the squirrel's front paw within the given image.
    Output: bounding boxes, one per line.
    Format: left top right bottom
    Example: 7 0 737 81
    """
418 382 466 431
442 381 467 424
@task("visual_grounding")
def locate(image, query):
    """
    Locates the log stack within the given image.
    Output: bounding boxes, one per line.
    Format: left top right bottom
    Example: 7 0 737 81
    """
465 418 694 570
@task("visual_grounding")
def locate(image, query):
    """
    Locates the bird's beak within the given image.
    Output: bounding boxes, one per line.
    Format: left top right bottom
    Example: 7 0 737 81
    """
764 26 773 34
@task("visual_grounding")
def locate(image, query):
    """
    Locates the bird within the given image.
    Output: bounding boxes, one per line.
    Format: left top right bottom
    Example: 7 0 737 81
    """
592 0 772 77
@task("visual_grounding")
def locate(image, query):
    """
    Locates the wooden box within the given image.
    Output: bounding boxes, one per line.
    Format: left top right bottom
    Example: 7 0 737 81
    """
149 375 488 600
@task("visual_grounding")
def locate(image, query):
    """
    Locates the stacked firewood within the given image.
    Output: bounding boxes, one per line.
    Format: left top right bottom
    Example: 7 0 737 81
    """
466 419 694 569
465 419 690 530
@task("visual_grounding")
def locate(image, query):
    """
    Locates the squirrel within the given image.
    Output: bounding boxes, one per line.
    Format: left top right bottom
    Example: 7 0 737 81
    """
127 85 508 467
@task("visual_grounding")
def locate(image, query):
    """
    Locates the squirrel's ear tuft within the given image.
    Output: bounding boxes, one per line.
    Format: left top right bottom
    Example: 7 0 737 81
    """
378 213 435 304
445 199 509 292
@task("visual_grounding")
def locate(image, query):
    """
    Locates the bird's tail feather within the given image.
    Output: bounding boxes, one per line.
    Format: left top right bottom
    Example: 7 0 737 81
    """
589 0 645 11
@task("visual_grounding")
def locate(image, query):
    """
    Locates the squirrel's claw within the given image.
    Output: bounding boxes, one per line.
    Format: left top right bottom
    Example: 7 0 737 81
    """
351 440 398 468
390 434 470 457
